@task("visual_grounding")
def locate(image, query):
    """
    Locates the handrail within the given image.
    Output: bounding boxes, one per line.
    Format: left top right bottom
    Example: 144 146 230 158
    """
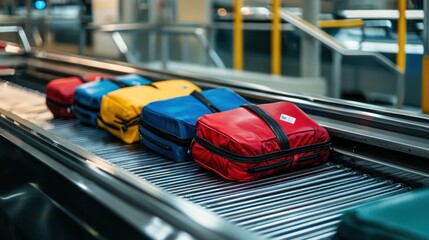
280 9 402 73
279 9 404 108
339 9 423 20
91 23 226 69
0 25 31 53
89 22 297 32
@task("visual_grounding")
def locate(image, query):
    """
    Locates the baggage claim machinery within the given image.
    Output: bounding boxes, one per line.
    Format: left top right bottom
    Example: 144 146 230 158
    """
1 32 429 239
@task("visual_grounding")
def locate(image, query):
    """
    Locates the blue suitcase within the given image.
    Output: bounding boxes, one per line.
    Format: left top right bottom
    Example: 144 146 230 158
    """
139 88 249 161
74 74 152 126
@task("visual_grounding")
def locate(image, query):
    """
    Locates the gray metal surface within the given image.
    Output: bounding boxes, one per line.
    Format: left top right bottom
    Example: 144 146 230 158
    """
0 81 411 239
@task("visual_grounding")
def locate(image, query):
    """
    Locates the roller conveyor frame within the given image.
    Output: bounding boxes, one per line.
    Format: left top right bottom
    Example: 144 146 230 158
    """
1 45 429 239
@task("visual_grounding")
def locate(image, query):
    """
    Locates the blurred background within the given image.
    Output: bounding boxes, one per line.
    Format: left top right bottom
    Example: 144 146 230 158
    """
0 0 426 112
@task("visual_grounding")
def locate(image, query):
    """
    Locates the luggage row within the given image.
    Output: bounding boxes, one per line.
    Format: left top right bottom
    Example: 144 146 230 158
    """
45 73 331 182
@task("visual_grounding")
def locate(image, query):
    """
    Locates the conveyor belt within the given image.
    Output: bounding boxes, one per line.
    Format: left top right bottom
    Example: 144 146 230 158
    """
0 81 411 240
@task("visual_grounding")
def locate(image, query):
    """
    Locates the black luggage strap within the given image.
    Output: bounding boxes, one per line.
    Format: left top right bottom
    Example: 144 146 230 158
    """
102 75 156 89
241 104 290 149
77 76 89 83
103 77 129 88
191 90 221 113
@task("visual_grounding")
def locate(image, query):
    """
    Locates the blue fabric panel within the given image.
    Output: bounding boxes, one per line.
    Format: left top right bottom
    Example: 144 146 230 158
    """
141 88 249 141
74 74 151 126
139 126 190 162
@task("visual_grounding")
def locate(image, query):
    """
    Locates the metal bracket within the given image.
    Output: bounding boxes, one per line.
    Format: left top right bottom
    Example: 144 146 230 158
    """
0 26 32 53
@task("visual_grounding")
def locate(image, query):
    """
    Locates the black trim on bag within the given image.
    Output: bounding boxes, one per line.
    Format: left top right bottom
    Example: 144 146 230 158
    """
139 120 192 147
46 97 72 108
103 78 129 88
97 114 121 131
241 104 290 150
73 100 100 112
77 76 89 83
46 97 73 114
139 127 172 151
190 90 221 113
247 153 321 173
100 75 155 88
194 135 331 163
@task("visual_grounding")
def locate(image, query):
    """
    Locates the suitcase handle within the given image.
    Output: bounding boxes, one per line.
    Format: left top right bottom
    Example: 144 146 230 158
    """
77 76 89 83
102 77 157 89
102 77 129 88
241 104 290 150
191 90 221 113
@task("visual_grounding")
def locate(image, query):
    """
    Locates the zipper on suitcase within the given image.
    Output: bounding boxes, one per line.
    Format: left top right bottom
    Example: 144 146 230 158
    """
139 121 192 147
139 127 172 151
113 115 140 132
194 135 330 163
97 114 121 131
247 153 321 173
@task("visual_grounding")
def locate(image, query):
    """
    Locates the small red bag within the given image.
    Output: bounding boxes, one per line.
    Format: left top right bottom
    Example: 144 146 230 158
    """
191 102 331 182
46 74 104 119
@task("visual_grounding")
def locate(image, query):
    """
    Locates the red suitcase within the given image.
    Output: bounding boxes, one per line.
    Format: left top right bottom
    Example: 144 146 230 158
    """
191 102 331 182
46 74 104 119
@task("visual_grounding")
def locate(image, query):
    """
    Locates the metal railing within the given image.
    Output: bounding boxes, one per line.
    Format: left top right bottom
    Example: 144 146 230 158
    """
90 11 405 108
0 25 32 53
0 14 91 53
89 21 300 70
90 23 226 69
279 9 405 108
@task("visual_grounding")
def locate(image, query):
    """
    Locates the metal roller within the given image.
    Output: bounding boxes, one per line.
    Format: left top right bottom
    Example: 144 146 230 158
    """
215 177 379 217
235 183 403 224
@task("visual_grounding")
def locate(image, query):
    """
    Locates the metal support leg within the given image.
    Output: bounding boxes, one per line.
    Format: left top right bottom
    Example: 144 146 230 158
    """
161 33 169 69
300 0 321 78
111 32 137 64
182 35 190 64
25 0 32 44
332 52 342 98
32 27 43 47
148 33 157 63
195 29 225 69
396 72 405 109
78 23 86 55
17 27 32 53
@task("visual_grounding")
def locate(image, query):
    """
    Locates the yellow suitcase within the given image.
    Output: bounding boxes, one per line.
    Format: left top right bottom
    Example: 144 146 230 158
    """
98 79 201 144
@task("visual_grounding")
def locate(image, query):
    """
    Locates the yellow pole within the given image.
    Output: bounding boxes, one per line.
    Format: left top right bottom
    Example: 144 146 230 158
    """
396 0 407 72
271 0 281 75
233 0 243 70
423 56 429 113
423 1 429 113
